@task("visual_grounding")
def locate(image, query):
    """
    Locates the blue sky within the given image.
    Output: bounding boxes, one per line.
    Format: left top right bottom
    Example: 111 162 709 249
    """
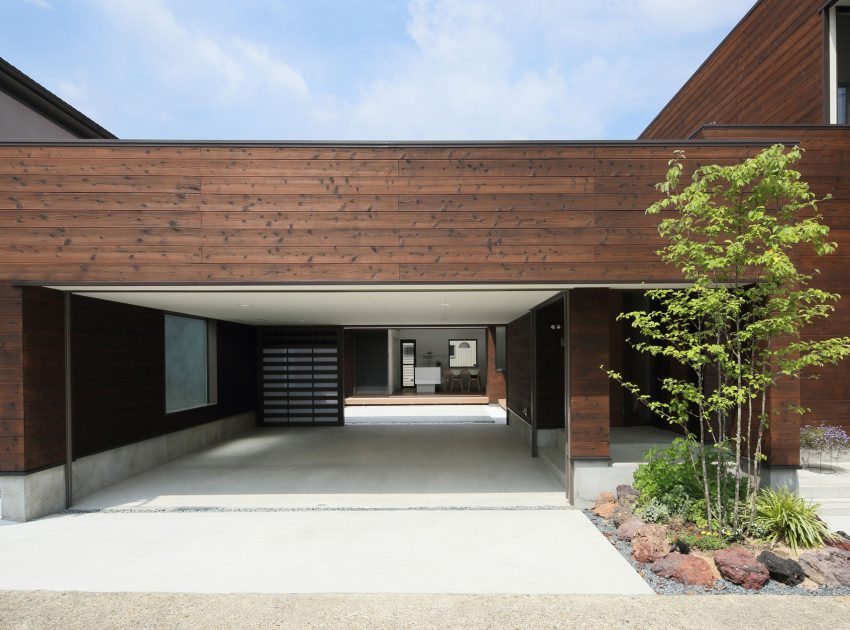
2 0 754 140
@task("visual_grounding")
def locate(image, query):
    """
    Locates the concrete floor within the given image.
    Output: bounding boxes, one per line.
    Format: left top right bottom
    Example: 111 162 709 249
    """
0 510 652 594
72 423 563 511
0 422 653 594
799 453 850 533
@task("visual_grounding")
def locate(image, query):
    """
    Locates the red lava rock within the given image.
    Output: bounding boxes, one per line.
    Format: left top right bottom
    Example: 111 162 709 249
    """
713 548 770 590
616 517 646 542
612 506 634 527
799 547 850 588
595 491 615 507
593 501 618 519
631 524 670 563
651 553 715 588
616 484 640 507
826 537 850 553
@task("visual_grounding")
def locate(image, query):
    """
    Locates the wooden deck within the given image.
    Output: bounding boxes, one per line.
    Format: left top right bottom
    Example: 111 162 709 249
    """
345 392 489 406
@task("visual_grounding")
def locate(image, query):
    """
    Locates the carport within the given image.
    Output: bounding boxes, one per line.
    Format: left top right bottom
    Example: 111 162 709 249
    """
42 284 569 514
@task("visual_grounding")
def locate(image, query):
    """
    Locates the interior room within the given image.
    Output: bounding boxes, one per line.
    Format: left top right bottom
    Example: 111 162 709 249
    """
351 327 489 398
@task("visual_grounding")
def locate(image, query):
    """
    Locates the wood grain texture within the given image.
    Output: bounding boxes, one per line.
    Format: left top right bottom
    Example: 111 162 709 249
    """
67 295 255 469
641 0 825 139
0 142 784 286
569 289 611 458
0 284 23 471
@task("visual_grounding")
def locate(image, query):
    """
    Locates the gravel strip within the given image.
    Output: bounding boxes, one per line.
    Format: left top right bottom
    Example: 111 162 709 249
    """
2 591 849 630
585 510 850 596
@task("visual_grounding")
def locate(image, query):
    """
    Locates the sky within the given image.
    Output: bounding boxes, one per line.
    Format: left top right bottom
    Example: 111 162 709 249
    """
2 0 755 140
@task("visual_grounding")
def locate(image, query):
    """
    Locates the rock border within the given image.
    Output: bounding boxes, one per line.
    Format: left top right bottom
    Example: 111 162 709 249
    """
585 510 850 596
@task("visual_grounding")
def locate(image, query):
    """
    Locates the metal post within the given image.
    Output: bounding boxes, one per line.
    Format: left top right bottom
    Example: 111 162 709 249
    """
531 309 538 458
64 292 73 509
563 291 572 503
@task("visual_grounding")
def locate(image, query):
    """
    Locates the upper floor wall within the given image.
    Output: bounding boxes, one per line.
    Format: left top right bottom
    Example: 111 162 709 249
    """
641 0 828 139
0 140 778 286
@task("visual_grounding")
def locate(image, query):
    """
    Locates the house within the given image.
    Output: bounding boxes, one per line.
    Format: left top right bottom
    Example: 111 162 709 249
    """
0 0 847 522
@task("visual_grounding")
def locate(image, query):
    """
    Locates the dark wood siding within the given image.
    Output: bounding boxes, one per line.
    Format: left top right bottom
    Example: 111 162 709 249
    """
0 284 23 471
535 297 566 430
22 287 64 471
69 295 255 462
569 289 610 458
0 142 779 285
506 312 532 423
641 0 826 140
0 134 844 470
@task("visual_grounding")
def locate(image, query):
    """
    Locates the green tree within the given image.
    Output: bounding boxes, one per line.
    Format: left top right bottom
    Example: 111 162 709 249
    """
607 145 850 534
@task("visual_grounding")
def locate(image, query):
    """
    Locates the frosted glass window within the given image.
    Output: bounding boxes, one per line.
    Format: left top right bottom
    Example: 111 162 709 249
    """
165 315 210 412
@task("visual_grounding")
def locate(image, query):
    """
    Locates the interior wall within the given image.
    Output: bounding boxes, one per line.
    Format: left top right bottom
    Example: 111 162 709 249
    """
388 328 487 392
70 295 256 458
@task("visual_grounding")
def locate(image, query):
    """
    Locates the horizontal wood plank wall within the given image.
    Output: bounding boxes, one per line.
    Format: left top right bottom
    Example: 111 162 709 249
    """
0 142 779 285
0 283 23 471
641 0 825 140
22 287 64 471
570 289 610 458
506 313 532 424
70 295 255 462
485 326 506 404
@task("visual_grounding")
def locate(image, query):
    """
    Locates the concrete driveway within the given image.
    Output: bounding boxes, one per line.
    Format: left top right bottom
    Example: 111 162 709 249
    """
0 423 652 595
72 424 566 510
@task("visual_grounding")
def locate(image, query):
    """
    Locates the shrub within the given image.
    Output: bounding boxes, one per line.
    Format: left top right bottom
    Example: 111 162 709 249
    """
633 439 703 509
633 438 746 528
754 488 836 553
686 499 708 529
634 498 671 524
677 530 727 551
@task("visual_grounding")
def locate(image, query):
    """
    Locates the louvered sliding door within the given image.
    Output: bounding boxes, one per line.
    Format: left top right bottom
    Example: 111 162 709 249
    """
259 327 344 425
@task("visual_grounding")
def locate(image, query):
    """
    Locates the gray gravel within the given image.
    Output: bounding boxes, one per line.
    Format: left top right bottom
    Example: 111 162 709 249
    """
1 591 849 630
585 510 850 596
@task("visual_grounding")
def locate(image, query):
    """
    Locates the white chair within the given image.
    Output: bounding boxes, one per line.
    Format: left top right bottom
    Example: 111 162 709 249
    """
449 368 463 392
467 368 482 392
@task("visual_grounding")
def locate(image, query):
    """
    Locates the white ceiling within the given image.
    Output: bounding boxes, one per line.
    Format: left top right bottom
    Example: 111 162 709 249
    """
69 287 563 326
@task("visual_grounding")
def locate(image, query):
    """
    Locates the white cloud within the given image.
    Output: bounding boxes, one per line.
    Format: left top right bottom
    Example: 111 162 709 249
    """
336 0 752 139
91 0 308 105
37 0 752 139
23 0 53 9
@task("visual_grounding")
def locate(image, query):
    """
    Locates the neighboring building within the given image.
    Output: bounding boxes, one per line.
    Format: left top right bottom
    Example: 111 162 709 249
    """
0 0 847 521
0 57 114 140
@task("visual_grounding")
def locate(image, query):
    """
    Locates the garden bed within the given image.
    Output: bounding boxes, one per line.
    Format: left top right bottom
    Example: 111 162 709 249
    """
586 510 850 595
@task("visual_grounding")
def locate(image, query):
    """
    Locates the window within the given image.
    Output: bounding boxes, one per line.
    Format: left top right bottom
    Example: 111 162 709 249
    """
165 314 216 413
448 339 477 367
830 6 850 123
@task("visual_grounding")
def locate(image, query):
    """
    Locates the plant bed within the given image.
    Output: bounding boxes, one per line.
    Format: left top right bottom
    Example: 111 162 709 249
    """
585 509 850 596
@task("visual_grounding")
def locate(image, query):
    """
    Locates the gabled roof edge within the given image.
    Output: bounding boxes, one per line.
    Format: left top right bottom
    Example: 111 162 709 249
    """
0 57 116 139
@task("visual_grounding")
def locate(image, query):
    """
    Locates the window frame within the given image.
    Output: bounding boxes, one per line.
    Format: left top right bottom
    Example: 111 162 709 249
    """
163 313 218 414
